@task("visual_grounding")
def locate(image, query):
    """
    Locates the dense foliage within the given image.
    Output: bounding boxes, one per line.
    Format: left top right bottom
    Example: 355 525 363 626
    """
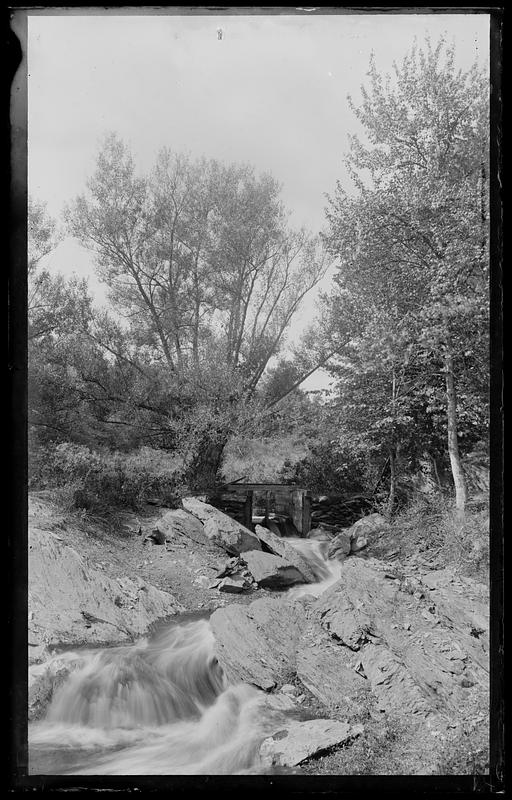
315 39 489 515
28 39 489 516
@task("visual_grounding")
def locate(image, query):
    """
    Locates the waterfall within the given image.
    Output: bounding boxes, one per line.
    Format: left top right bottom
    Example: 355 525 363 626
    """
29 537 342 775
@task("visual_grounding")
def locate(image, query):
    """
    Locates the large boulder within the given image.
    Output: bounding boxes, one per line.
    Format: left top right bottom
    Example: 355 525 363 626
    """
29 527 183 650
209 597 303 690
347 513 389 542
259 719 363 767
158 508 210 547
254 525 317 583
241 550 305 589
328 514 389 559
327 531 352 561
182 498 261 555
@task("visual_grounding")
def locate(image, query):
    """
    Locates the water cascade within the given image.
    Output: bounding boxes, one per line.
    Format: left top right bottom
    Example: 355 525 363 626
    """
29 538 342 775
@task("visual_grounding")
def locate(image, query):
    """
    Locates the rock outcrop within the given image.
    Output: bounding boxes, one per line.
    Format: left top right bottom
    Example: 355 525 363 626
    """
327 531 352 561
29 527 184 652
182 497 261 555
296 615 370 708
327 513 389 559
240 550 305 589
211 558 488 729
313 559 489 720
209 597 303 690
158 509 210 548
347 513 389 542
254 525 317 583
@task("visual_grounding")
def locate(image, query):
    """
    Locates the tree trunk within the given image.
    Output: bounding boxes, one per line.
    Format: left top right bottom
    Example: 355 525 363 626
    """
386 367 398 519
185 432 229 493
431 454 443 492
387 447 396 519
444 347 468 518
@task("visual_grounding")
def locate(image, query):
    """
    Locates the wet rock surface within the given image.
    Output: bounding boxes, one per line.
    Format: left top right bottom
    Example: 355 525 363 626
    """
254 525 318 582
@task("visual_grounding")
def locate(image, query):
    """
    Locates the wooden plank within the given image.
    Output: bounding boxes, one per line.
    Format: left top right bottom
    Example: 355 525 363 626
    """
225 482 306 493
290 489 304 535
302 491 312 535
243 490 253 530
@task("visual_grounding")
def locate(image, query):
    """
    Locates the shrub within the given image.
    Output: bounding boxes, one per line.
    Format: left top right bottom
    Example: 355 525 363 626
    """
28 441 185 511
386 495 489 581
278 440 369 495
222 436 308 483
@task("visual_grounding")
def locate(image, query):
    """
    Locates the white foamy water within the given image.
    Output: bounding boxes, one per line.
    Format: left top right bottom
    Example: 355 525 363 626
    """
285 537 343 599
29 534 342 775
29 619 279 775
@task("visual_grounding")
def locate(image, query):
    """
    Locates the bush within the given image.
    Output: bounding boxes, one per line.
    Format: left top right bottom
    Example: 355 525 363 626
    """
28 442 185 511
222 436 308 483
386 495 489 581
278 440 369 495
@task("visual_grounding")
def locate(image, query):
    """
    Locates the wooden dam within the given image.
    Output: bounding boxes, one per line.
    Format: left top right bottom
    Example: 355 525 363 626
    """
210 483 312 536
209 482 373 536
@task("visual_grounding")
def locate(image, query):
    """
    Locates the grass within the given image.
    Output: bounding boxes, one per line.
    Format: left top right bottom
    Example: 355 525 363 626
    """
299 690 490 776
369 495 489 584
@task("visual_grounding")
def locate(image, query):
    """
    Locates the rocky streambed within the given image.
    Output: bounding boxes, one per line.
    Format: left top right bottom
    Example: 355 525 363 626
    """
27 495 489 775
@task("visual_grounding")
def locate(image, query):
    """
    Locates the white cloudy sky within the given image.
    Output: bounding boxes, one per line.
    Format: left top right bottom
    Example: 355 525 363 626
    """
24 11 489 388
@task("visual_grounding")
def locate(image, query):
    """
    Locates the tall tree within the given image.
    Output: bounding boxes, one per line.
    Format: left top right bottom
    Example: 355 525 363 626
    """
65 135 330 487
323 39 489 516
27 198 104 447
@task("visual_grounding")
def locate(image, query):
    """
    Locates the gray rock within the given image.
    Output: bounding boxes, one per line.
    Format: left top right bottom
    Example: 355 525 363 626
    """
182 498 261 555
254 525 317 582
218 576 247 593
158 509 209 547
347 513 389 542
312 559 489 718
260 694 297 713
146 527 165 545
296 615 370 707
29 527 183 650
350 534 368 552
210 597 303 690
280 683 299 696
241 550 304 588
259 719 362 767
327 531 352 561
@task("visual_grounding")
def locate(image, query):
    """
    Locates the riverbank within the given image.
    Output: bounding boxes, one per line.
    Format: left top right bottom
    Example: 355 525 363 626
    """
27 491 490 776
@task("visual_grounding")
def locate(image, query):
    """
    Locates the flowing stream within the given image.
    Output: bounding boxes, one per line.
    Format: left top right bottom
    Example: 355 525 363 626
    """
29 537 342 775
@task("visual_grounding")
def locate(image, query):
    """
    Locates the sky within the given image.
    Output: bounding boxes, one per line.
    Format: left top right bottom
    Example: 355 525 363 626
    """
24 11 489 389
